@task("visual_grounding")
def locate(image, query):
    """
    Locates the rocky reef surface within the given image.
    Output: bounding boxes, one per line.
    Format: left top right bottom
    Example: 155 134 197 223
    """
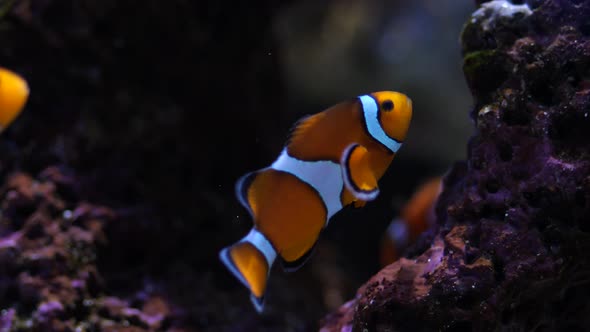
0 168 186 331
0 0 332 330
321 0 590 330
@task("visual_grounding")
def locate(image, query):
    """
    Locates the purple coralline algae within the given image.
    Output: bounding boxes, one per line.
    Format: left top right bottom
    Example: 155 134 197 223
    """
321 0 590 331
0 169 187 331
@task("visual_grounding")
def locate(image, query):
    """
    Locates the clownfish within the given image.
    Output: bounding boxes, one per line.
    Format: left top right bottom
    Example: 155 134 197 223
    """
219 91 413 312
0 67 29 131
380 177 441 267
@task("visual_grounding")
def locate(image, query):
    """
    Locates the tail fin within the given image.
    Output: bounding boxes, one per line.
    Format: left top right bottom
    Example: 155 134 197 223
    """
219 228 277 313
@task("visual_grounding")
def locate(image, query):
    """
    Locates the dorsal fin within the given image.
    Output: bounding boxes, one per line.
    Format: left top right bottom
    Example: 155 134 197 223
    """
284 114 316 147
284 99 360 161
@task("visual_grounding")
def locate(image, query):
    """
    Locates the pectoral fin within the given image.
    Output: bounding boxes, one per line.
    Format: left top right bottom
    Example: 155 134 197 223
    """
340 143 380 201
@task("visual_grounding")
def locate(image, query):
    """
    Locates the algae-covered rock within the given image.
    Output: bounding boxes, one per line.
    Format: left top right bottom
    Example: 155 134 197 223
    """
1 0 326 330
321 0 590 330
0 169 186 331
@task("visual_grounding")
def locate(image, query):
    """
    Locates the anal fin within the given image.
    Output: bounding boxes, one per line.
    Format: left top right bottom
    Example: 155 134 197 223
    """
340 143 380 201
281 240 319 273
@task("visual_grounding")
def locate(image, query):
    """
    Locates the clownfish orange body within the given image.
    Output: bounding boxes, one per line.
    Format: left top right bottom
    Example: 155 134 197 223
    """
220 91 413 312
0 67 29 131
380 177 442 267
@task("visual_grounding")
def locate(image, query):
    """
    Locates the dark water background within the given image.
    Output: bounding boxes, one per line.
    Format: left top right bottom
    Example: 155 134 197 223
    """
0 0 474 330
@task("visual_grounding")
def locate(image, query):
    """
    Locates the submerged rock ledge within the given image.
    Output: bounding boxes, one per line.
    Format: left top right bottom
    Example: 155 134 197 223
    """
321 0 590 330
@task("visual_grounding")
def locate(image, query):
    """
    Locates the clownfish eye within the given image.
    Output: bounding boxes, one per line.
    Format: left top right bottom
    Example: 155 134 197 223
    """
381 100 394 112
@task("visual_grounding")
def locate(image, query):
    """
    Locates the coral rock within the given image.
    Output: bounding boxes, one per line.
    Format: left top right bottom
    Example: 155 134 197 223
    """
321 0 590 330
0 169 185 331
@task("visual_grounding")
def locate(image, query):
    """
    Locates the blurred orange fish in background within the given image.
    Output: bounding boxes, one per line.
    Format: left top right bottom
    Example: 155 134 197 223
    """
380 177 441 267
0 67 29 132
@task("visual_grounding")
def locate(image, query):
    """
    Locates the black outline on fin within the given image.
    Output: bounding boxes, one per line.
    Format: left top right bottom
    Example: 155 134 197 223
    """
235 171 258 218
281 240 319 273
340 143 380 201
219 243 268 313
250 294 265 313
219 246 252 293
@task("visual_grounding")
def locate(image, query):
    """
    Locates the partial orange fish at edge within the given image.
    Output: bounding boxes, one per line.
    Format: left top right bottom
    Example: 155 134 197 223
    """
0 67 29 131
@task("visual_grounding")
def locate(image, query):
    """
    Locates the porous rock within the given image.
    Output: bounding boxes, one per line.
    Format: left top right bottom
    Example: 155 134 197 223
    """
321 1 590 330
0 169 184 331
